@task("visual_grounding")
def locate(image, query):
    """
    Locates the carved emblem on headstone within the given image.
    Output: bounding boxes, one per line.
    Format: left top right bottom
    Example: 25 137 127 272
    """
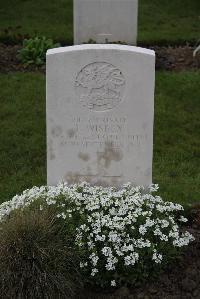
75 62 125 111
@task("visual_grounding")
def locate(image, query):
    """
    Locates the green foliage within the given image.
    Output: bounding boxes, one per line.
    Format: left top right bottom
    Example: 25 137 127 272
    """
17 36 60 65
0 208 82 298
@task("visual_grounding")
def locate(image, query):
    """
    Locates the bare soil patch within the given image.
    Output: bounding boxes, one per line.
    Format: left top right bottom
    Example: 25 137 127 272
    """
0 43 199 73
153 46 200 72
0 43 45 73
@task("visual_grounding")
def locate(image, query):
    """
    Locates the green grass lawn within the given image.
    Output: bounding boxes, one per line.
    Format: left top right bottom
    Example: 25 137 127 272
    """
154 71 200 205
0 0 199 45
0 71 199 205
0 73 46 202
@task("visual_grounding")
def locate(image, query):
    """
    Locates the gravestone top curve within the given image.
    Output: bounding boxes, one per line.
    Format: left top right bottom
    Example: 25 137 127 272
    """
47 44 155 56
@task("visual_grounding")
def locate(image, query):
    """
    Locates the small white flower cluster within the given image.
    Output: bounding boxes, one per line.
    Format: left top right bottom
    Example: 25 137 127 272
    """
0 186 47 222
71 183 194 286
152 249 163 263
0 182 194 287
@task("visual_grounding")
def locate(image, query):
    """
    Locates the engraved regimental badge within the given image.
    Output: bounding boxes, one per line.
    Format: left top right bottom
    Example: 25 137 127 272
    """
75 62 125 111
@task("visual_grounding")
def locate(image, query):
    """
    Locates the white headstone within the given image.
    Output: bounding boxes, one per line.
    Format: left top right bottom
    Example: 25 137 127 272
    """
74 0 138 45
46 44 155 187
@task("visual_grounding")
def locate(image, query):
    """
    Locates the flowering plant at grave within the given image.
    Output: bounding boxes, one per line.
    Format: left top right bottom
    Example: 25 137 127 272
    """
0 182 194 288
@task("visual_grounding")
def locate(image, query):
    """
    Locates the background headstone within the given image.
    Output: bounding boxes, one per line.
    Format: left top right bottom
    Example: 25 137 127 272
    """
46 44 155 187
74 0 138 45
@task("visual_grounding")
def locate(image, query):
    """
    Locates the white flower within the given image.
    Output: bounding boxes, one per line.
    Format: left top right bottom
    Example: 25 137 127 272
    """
80 261 88 268
91 268 98 276
152 251 162 263
89 253 99 266
102 247 112 257
111 280 116 287
179 216 188 223
139 225 147 235
124 252 139 266
0 181 194 287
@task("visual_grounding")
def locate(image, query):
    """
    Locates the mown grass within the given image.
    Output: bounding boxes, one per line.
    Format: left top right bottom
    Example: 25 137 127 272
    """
0 0 199 45
154 71 200 204
0 71 199 205
0 73 46 202
138 0 200 45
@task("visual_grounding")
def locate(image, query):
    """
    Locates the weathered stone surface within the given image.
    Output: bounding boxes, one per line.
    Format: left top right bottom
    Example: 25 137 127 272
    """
74 0 138 45
46 44 155 186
